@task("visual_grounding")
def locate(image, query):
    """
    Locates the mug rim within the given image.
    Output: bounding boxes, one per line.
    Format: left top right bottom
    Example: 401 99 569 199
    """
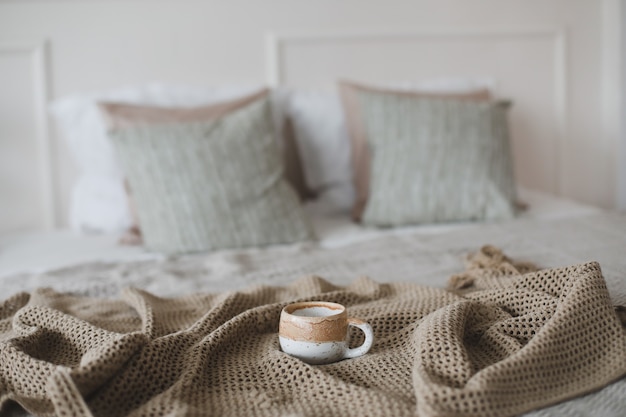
282 301 346 318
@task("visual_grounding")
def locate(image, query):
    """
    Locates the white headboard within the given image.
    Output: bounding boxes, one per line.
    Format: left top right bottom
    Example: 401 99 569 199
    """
0 40 55 231
266 28 567 198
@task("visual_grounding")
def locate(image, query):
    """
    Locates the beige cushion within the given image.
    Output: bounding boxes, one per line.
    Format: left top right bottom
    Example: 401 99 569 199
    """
99 89 268 129
338 81 492 221
100 91 314 254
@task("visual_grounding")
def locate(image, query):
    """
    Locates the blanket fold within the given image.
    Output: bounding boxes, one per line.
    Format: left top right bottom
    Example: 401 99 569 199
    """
1 247 625 417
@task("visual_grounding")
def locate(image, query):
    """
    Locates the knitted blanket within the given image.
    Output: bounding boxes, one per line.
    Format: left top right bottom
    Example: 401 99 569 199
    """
1 247 625 417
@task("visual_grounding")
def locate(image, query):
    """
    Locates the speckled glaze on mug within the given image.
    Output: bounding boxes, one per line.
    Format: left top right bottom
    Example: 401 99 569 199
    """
279 301 374 365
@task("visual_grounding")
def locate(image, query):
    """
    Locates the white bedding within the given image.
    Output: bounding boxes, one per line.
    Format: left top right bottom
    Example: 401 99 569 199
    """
0 188 601 278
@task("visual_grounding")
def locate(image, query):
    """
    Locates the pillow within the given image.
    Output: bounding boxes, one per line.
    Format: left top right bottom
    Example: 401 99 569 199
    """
286 79 495 215
50 84 310 233
348 89 517 226
286 92 354 213
282 117 318 201
338 81 492 220
100 90 314 254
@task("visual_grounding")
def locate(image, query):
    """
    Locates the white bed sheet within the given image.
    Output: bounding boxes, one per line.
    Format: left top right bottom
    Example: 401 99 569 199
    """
0 188 602 278
308 187 602 248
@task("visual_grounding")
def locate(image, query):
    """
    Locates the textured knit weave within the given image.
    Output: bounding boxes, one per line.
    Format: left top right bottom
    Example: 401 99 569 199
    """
109 97 313 254
357 92 517 226
1 247 625 417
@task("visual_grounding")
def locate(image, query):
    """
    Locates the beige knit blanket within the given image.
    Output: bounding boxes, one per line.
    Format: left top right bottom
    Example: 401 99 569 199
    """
1 247 625 417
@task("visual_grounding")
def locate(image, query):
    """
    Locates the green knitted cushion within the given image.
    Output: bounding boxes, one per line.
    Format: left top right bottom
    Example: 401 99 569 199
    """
357 92 517 227
108 97 314 254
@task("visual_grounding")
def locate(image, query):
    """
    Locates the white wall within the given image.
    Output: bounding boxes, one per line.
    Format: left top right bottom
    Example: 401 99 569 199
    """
618 0 626 211
0 0 621 230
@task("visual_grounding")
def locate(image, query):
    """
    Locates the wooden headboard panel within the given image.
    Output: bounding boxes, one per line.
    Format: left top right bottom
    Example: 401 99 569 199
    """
267 28 566 198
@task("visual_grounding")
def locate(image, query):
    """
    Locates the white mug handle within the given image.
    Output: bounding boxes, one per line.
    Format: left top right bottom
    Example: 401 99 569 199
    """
342 318 374 360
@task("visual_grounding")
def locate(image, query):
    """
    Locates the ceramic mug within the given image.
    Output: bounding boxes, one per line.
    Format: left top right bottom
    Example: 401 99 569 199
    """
278 301 374 365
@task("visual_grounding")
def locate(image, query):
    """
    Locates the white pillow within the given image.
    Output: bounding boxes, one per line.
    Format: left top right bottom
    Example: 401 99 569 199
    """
285 78 497 214
51 84 265 234
70 174 131 233
287 92 353 212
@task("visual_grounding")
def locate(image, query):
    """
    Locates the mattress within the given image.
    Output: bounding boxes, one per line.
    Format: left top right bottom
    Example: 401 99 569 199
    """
0 188 601 279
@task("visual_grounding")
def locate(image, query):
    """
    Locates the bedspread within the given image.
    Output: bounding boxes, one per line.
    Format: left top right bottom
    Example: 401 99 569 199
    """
1 244 625 417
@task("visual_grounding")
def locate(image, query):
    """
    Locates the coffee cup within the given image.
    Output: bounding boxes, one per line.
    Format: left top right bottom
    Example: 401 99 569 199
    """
278 301 374 365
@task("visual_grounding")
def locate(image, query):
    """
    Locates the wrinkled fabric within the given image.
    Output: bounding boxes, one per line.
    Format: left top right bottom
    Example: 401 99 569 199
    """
1 248 625 417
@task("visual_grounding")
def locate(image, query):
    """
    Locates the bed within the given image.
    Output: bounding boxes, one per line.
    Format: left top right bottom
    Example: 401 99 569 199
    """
1 194 625 417
2 35 626 417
